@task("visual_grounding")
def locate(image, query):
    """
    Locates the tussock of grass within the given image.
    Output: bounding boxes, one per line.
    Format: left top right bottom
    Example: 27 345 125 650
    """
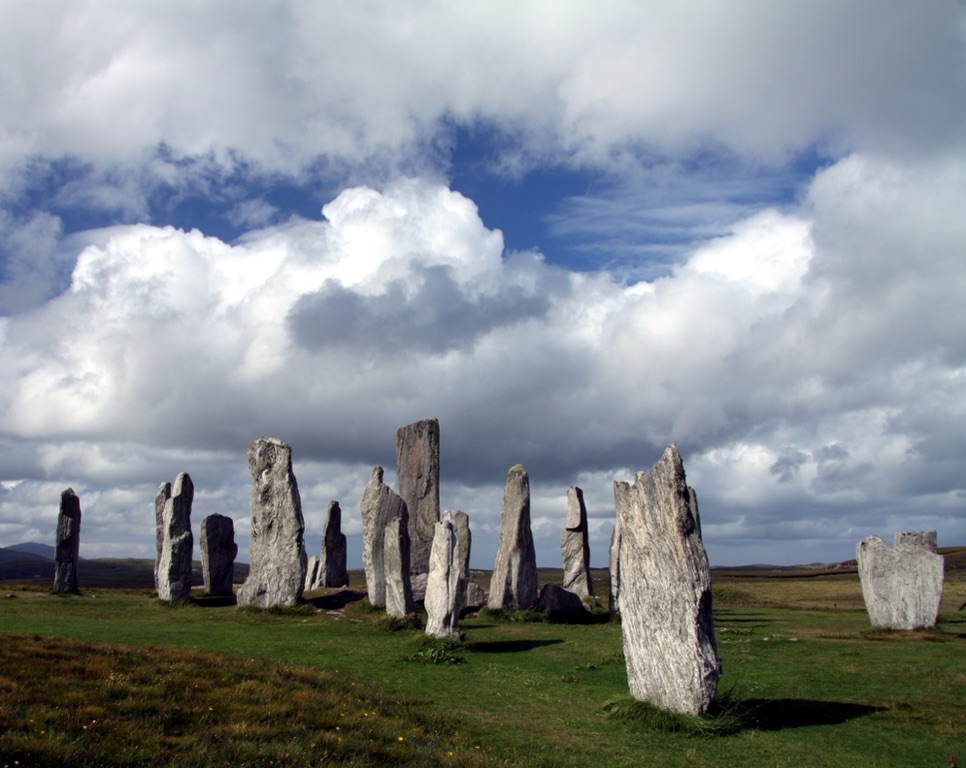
0 634 486 767
478 606 549 623
375 612 422 632
406 635 466 665
600 694 747 736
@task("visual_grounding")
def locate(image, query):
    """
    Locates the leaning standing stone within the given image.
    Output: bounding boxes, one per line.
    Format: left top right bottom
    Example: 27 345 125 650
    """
561 486 593 599
361 467 408 608
320 500 349 587
396 418 440 581
154 482 170 593
237 438 307 608
487 465 538 611
384 517 416 618
53 488 82 594
157 472 195 602
856 532 944 630
614 444 720 715
608 518 621 613
200 513 237 597
425 511 464 637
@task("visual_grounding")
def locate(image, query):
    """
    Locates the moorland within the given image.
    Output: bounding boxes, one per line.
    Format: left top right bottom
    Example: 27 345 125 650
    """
1 549 964 767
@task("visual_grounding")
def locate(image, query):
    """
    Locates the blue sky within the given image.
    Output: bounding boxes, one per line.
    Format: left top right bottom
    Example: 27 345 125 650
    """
0 1 964 571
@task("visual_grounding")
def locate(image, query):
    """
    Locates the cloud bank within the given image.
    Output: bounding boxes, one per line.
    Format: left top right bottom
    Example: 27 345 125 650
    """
0 2 963 567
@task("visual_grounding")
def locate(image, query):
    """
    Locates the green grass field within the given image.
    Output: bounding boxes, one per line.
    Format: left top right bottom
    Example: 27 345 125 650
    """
1 564 964 767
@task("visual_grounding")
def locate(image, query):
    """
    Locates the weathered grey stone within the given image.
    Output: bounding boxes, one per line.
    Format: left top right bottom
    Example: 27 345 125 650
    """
396 418 440 578
319 500 349 587
608 518 621 613
487 464 538 611
53 488 81 594
425 511 464 637
237 438 307 608
158 472 195 602
200 513 237 596
561 486 593 599
304 555 320 591
360 467 408 607
454 511 471 578
536 583 586 615
614 444 720 715
856 533 944 630
894 530 938 553
410 573 429 603
463 581 487 612
384 517 415 618
154 482 170 593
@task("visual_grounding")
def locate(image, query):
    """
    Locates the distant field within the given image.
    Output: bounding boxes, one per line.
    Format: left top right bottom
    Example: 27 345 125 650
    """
1 555 964 767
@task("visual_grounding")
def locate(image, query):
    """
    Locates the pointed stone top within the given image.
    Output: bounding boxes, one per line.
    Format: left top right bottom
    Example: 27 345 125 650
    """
508 464 526 478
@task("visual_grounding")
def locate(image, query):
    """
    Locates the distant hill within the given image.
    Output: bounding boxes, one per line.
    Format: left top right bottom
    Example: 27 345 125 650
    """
4 542 55 559
0 547 51 565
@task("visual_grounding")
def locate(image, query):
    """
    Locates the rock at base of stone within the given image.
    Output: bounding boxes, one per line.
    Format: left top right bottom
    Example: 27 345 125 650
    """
53 488 82 594
856 532 943 630
536 583 586 615
320 500 348 588
384 517 416 618
157 472 195 602
424 511 464 637
561 486 593 599
237 438 307 609
200 513 237 597
614 444 720 716
487 465 538 611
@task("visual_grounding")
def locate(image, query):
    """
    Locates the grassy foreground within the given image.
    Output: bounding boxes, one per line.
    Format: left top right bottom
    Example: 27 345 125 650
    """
0 568 963 768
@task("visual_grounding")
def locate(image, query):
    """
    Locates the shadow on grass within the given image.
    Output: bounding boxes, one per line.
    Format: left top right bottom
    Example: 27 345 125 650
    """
469 639 564 653
742 698 885 731
304 589 367 611
193 594 237 608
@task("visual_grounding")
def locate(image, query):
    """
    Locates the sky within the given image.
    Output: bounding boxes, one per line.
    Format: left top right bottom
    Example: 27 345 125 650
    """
0 1 964 570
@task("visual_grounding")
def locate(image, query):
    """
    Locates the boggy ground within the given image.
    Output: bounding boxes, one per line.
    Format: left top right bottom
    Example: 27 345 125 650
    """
0 562 963 767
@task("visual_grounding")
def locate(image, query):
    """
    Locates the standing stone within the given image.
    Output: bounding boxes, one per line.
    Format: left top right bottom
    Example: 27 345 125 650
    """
360 467 408 608
200 514 237 597
487 465 538 611
454 511 471 578
384 517 416 618
856 531 944 630
608 518 621 613
158 472 195 602
614 444 720 715
237 438 307 608
561 486 593 599
425 511 464 637
53 488 82 594
396 418 440 579
154 482 171 593
304 556 320 591
893 530 938 553
319 500 348 587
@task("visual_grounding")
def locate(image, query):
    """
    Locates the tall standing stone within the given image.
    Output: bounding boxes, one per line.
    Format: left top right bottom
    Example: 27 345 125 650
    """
154 482 170 593
614 444 720 715
360 467 408 608
396 418 440 579
157 472 194 602
561 486 593 599
304 556 320 591
53 488 82 594
200 513 237 596
384 517 416 618
425 511 464 637
487 464 538 611
237 438 307 608
320 500 349 587
856 531 944 630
